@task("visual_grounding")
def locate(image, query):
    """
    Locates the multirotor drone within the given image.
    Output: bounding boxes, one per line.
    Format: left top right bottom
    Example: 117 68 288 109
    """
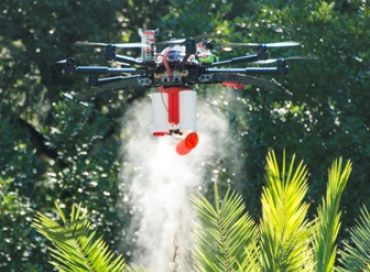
60 29 305 155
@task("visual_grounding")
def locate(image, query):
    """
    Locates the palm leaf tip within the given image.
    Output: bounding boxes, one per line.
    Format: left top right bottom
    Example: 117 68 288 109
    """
32 202 126 272
192 183 258 272
313 158 352 272
338 206 370 272
260 151 312 272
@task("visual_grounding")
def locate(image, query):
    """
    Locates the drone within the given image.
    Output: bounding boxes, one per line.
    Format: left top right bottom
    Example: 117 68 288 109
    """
59 29 306 155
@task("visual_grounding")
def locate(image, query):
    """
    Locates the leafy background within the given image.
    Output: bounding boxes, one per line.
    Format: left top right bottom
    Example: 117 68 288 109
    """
0 0 369 271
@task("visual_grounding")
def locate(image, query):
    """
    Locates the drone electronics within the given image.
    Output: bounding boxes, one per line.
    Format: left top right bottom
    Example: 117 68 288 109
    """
59 29 305 155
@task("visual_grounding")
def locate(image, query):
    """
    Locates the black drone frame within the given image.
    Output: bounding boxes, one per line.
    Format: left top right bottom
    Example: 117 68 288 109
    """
63 40 294 99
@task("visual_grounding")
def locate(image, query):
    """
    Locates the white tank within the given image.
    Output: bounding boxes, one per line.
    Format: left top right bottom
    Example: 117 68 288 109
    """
151 90 197 135
179 90 197 132
151 92 170 135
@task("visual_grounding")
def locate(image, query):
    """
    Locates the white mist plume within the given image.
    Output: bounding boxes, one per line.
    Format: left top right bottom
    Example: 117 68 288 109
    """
120 93 229 272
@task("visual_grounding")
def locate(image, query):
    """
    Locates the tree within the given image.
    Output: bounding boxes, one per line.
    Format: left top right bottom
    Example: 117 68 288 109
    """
33 202 127 272
1 0 369 269
0 1 170 270
193 151 368 272
33 152 370 271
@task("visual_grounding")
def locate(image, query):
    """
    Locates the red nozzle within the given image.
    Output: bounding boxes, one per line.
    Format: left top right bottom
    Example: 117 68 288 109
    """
184 132 199 149
176 140 191 155
176 132 199 155
222 81 245 89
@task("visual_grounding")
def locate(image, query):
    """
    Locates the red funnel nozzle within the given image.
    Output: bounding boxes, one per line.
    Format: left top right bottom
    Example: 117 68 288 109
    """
176 140 191 155
184 132 199 149
176 132 199 155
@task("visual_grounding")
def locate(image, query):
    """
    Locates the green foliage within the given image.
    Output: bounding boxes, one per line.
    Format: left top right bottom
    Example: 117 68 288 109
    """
33 202 126 272
313 159 352 272
0 177 39 271
0 0 369 270
260 152 312 272
193 151 364 272
230 0 370 223
30 152 369 271
338 207 370 272
192 183 257 272
0 1 169 269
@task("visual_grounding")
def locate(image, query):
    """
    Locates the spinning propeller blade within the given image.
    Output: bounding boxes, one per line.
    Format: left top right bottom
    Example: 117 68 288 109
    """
114 43 149 49
74 41 148 49
74 42 107 47
56 59 68 64
156 38 187 45
254 56 318 65
226 41 300 49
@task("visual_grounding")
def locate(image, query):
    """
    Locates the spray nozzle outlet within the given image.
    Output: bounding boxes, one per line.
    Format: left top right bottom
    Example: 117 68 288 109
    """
176 132 199 155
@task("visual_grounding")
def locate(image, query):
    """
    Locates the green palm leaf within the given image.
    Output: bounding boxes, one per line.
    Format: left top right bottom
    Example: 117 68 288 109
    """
238 241 261 272
313 158 352 272
126 265 149 272
260 151 312 272
33 202 126 272
338 206 370 272
193 183 258 272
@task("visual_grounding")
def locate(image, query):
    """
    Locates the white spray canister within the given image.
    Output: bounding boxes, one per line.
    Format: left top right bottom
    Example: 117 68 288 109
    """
179 90 197 132
151 92 170 136
151 89 197 136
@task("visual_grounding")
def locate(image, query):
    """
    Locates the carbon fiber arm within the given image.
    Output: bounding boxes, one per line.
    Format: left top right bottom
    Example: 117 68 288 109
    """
75 75 152 100
198 73 292 95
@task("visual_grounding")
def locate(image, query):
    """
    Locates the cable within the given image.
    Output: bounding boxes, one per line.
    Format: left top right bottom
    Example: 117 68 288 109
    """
159 87 169 113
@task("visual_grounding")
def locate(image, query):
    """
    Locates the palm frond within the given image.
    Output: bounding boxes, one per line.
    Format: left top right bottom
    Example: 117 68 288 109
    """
127 264 149 272
192 182 258 272
238 241 261 272
33 202 126 272
338 206 370 272
313 158 352 272
260 151 312 272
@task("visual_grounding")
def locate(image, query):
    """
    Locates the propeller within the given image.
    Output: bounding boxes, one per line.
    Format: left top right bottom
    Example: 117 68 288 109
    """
74 41 148 49
62 93 91 107
254 56 318 65
54 57 76 74
56 59 68 64
156 38 187 45
55 50 108 65
55 57 76 65
56 57 131 67
224 41 301 49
